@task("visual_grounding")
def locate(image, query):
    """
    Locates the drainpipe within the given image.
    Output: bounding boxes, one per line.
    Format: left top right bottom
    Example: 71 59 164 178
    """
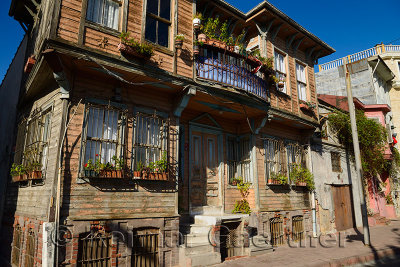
307 144 317 237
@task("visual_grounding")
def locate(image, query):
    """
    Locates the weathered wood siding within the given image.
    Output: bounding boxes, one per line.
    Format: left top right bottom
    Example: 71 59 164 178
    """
61 72 178 220
4 88 63 221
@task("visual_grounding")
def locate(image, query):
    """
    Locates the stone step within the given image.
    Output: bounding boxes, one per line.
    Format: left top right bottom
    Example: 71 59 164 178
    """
182 242 215 255
190 252 221 267
194 215 219 225
185 233 210 245
181 224 212 235
191 206 223 216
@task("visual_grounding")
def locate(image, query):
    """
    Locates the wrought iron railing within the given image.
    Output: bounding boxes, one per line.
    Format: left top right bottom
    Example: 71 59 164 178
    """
196 47 267 100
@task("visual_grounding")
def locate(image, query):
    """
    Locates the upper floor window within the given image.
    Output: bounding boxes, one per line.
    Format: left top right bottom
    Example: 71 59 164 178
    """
145 0 171 47
296 63 307 101
274 51 287 93
86 0 121 30
331 152 341 172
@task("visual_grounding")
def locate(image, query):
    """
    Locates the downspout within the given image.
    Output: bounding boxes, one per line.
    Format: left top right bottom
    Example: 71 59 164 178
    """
173 0 178 74
308 144 317 237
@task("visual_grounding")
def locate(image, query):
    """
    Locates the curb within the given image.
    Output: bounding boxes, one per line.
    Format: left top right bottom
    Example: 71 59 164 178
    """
316 247 400 266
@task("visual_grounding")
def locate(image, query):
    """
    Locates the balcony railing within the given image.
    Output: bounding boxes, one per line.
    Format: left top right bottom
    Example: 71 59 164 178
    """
195 47 267 100
318 44 400 72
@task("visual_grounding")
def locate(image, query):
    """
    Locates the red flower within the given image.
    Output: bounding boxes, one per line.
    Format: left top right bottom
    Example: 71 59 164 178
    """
95 154 99 157
84 163 88 167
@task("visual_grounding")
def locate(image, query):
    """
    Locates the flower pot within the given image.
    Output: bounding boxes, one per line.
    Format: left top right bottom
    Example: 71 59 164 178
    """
133 171 141 178
234 45 240 54
299 103 308 110
29 170 42 180
198 33 207 43
193 45 200 55
193 18 201 30
277 81 285 88
12 175 24 183
159 172 168 181
118 43 150 59
295 182 307 187
175 39 183 49
115 170 125 178
84 170 97 178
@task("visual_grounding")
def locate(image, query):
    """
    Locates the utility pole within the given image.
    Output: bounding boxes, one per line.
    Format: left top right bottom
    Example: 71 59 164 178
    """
344 60 371 246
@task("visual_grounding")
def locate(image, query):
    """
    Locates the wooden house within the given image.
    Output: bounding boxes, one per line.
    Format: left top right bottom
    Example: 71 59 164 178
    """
2 0 334 266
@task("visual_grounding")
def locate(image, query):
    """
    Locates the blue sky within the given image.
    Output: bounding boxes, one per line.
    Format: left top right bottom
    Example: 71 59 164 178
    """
1 0 399 81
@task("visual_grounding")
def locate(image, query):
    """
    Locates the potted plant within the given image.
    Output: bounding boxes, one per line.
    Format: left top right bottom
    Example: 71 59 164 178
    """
289 164 315 190
84 159 97 178
10 163 27 182
175 34 185 49
112 155 125 178
277 76 285 89
300 101 316 111
27 161 42 180
232 177 251 215
193 13 203 31
133 161 143 178
193 40 203 55
268 172 288 185
119 32 154 59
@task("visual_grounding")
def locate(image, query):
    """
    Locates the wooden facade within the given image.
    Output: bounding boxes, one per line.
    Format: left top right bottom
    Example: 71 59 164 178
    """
2 0 334 266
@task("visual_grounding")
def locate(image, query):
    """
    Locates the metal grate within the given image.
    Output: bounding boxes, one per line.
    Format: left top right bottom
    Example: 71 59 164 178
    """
77 232 111 267
25 229 36 267
220 222 241 261
270 217 284 246
292 216 304 242
286 143 305 181
132 228 159 267
227 137 252 184
265 138 287 183
11 225 22 266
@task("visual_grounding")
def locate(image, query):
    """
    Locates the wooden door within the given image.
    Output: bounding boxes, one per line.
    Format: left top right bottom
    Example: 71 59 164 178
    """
190 132 219 207
332 185 355 231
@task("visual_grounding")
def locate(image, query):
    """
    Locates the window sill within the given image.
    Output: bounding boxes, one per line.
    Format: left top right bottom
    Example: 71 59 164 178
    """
145 41 174 56
275 89 290 98
85 21 121 38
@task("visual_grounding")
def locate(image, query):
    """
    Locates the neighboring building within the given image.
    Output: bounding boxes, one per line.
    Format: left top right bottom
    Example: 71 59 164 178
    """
2 0 333 266
0 35 27 233
318 94 396 224
311 97 363 234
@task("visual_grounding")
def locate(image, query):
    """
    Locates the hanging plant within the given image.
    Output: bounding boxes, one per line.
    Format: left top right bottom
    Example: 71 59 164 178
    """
175 34 185 49
119 32 154 58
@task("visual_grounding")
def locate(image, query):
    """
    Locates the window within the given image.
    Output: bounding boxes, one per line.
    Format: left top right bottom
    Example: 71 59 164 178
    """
78 231 111 267
274 51 287 93
286 142 305 180
132 113 168 171
25 230 36 267
86 0 121 30
264 138 287 181
296 63 307 101
132 228 159 267
145 0 171 47
292 216 304 242
331 152 341 172
227 137 252 184
81 105 126 172
11 225 22 266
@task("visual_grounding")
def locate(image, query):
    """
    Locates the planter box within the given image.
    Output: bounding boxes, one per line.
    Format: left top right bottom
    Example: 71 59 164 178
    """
175 39 183 49
133 171 142 179
12 175 27 183
295 182 307 187
141 172 168 181
118 43 150 59
267 179 287 185
99 170 126 178
28 170 42 180
84 170 98 178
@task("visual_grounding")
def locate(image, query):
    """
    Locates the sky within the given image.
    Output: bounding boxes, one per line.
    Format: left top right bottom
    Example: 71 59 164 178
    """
1 0 400 81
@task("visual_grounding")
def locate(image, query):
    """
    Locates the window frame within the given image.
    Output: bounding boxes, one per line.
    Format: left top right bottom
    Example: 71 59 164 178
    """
295 62 308 102
24 229 36 267
86 0 123 31
79 101 127 178
144 0 172 48
285 141 306 184
274 49 288 94
331 151 341 173
264 137 287 182
226 135 252 184
11 225 23 266
131 110 170 173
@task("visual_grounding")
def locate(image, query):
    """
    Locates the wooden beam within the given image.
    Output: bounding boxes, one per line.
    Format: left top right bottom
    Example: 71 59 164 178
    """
24 4 36 19
306 46 316 60
266 19 275 33
255 114 270 134
174 87 196 117
270 23 282 41
255 22 266 35
286 33 298 50
202 2 210 16
293 37 305 52
312 50 322 63
228 20 238 35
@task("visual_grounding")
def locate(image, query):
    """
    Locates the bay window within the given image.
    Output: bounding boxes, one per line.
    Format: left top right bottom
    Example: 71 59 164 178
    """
296 63 307 102
86 0 121 30
274 51 287 93
145 0 171 47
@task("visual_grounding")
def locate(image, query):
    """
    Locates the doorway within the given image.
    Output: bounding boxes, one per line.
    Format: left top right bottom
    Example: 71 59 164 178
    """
332 185 355 231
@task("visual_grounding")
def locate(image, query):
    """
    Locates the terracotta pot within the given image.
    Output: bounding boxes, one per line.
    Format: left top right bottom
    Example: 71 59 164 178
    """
198 33 207 43
299 103 308 110
29 170 42 180
12 175 24 183
133 171 141 178
193 18 201 30
296 182 307 187
277 81 285 88
24 56 36 73
175 39 183 49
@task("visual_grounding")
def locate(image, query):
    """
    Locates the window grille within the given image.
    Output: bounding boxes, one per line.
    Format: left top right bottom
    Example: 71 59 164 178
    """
25 229 36 267
133 113 168 171
286 143 305 181
296 63 307 101
292 216 304 242
11 225 22 266
264 138 287 183
270 217 284 246
331 152 341 172
86 0 121 30
82 105 126 171
227 137 252 184
132 228 159 267
145 0 171 47
77 232 111 267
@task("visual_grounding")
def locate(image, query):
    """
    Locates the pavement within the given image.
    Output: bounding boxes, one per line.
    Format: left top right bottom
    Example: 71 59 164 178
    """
214 219 400 267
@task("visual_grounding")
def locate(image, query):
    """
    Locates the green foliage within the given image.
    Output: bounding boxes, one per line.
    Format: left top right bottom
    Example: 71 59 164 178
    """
232 177 252 214
328 110 387 177
10 163 26 177
193 12 203 20
175 34 185 41
120 32 154 57
136 161 144 172
289 164 315 190
201 17 220 40
155 151 168 172
269 172 288 185
201 18 247 49
112 155 124 170
386 193 394 204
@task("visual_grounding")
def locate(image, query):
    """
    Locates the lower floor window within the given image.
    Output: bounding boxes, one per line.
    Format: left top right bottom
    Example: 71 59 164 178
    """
11 225 22 266
77 231 111 267
227 137 252 184
25 229 36 267
132 228 159 267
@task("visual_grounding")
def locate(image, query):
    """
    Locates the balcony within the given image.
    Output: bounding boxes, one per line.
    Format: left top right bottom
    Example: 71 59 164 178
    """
195 46 268 100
